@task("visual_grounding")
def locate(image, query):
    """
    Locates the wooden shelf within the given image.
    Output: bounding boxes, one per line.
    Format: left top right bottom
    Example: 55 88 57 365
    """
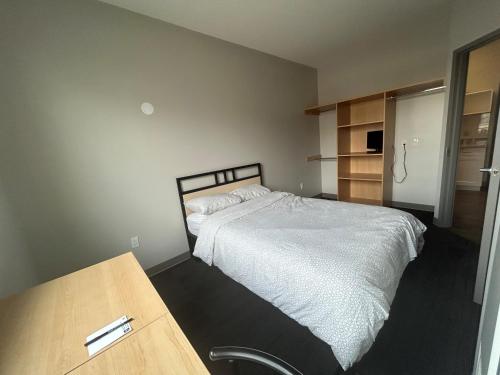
337 120 384 128
460 145 487 149
463 111 491 116
336 91 395 206
338 173 383 181
461 136 488 140
343 197 382 205
463 90 493 116
304 78 444 116
306 154 337 162
339 92 385 105
337 153 383 157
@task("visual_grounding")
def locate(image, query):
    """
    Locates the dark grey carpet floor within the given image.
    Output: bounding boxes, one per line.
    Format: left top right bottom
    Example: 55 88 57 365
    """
151 209 481 375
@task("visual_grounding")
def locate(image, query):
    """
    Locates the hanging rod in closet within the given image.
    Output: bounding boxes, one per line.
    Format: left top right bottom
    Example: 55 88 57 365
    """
306 155 337 162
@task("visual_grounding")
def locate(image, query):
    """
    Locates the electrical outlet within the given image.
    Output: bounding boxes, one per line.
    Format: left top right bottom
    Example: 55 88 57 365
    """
299 182 304 191
130 236 139 249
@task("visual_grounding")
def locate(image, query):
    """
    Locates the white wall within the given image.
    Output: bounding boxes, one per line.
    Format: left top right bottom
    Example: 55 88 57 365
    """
319 111 337 194
0 0 320 283
319 92 445 207
392 92 445 206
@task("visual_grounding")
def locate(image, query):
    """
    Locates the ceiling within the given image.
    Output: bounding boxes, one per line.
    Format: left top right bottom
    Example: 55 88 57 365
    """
99 0 453 69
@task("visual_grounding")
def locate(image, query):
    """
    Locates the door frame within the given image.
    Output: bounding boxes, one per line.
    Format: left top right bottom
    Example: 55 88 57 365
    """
436 27 500 227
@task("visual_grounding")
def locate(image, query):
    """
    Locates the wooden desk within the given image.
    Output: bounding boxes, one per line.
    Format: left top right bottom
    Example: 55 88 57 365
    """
0 252 209 374
71 315 209 374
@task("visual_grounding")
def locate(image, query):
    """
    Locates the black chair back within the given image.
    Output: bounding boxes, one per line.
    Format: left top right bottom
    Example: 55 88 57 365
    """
209 346 303 375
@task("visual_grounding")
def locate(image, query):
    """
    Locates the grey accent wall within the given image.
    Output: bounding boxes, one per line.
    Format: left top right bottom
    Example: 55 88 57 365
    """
448 0 500 50
317 5 450 103
0 0 320 283
0 178 38 297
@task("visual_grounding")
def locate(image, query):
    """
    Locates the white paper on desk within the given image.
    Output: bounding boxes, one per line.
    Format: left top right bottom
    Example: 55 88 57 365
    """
86 315 133 356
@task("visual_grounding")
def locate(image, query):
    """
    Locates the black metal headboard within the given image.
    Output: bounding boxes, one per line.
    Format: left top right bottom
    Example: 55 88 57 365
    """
176 163 263 253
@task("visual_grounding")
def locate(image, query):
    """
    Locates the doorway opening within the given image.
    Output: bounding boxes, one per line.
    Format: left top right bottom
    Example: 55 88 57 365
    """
452 39 500 244
437 28 500 305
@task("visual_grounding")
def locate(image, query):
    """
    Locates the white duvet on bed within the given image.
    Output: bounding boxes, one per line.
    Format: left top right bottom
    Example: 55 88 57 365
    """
194 192 426 370
186 213 209 236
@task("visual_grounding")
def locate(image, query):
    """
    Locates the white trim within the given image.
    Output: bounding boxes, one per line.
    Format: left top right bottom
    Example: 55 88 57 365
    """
487 309 500 374
476 343 482 375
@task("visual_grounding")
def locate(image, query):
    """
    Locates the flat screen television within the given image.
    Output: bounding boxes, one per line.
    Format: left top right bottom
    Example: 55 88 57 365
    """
367 130 383 153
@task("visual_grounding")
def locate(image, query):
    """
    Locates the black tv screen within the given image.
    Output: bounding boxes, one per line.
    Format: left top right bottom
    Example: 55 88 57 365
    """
367 130 383 153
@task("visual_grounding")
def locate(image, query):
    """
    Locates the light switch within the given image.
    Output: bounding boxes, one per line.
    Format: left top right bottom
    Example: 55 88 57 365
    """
130 236 140 249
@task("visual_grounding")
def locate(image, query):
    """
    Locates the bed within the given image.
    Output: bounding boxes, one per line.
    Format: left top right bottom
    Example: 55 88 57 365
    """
176 163 426 370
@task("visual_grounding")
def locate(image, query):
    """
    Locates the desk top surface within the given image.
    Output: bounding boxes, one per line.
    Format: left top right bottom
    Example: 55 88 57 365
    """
70 314 209 375
0 252 208 374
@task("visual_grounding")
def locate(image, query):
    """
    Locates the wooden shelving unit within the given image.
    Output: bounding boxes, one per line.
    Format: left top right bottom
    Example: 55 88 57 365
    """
336 92 395 205
304 79 444 116
337 153 383 157
337 120 384 128
338 173 383 181
305 79 443 206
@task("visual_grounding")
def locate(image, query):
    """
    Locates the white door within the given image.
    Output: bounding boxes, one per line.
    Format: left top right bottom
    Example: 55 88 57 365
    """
473 197 500 374
473 105 500 375
475 105 500 303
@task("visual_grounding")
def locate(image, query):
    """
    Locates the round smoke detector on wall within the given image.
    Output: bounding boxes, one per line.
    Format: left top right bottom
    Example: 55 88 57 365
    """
141 102 154 115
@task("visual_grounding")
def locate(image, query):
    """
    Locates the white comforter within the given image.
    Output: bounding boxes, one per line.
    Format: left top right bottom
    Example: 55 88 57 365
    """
194 192 426 370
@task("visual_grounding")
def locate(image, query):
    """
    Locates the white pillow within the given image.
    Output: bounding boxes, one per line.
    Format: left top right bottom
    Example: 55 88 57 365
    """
185 193 241 215
230 184 270 201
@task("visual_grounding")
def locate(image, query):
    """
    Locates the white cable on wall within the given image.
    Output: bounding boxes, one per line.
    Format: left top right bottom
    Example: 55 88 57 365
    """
392 143 408 184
